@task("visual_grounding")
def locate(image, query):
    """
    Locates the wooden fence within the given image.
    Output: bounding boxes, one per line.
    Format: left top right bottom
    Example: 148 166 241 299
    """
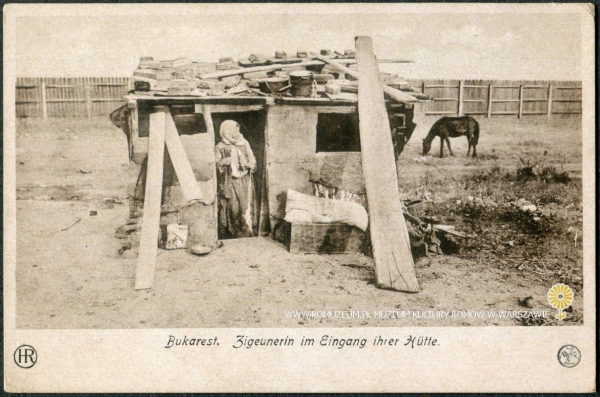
16 77 130 118
15 77 581 118
408 79 582 118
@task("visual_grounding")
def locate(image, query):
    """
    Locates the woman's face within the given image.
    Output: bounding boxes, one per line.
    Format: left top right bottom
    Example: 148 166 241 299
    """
232 123 242 140
221 121 243 142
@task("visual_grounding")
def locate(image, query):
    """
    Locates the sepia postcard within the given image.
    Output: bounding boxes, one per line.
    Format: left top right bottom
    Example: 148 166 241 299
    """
3 3 596 393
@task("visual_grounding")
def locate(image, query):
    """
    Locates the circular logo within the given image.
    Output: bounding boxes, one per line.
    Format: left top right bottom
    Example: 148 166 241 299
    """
557 345 581 368
14 345 37 369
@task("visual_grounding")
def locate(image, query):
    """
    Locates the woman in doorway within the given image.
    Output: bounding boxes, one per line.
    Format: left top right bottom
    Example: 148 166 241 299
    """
215 120 257 238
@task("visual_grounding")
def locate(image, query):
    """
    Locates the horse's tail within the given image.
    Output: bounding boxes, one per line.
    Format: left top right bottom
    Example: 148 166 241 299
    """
472 118 480 145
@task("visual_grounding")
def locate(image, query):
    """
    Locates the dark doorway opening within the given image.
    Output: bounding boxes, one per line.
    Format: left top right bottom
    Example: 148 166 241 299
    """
212 111 266 239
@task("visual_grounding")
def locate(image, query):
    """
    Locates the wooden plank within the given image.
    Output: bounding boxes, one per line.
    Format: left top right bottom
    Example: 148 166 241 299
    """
46 99 86 103
199 60 323 79
92 98 128 102
433 98 459 101
135 108 167 290
310 53 420 103
355 36 418 293
194 104 264 113
201 105 220 227
518 85 524 118
91 83 128 87
45 84 78 88
424 84 459 88
425 111 457 115
41 81 47 119
164 111 204 204
547 83 553 117
457 80 464 116
85 84 92 119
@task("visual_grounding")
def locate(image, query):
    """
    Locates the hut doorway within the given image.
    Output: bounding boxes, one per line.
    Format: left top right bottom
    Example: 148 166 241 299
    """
212 111 266 240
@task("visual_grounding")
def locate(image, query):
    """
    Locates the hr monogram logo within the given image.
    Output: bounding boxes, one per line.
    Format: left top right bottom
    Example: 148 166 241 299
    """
14 345 37 369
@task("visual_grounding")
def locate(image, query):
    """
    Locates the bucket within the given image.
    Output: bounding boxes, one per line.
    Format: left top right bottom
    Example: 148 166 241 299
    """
259 77 289 94
289 71 314 97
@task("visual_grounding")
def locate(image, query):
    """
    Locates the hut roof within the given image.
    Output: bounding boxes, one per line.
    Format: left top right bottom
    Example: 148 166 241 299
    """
127 52 431 103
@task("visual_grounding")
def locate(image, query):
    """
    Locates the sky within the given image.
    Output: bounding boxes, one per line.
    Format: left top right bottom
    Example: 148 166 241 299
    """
12 4 585 80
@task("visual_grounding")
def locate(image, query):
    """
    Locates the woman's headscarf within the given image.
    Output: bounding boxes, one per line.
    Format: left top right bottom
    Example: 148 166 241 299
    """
219 120 246 146
218 120 254 175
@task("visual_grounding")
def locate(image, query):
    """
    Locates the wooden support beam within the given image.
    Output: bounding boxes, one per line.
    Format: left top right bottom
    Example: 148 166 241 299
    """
310 53 420 103
134 107 167 290
355 36 418 293
164 111 204 204
201 105 220 228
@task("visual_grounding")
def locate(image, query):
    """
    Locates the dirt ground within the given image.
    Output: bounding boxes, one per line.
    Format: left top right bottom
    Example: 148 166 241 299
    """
14 115 584 329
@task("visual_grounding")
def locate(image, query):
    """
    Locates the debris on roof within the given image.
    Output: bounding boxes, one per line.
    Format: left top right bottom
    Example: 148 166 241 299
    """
129 50 431 102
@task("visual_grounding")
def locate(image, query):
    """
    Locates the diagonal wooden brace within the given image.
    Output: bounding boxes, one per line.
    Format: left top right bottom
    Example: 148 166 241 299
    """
164 112 203 204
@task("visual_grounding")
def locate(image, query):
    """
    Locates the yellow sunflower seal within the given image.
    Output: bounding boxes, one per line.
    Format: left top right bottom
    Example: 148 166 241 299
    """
547 283 574 320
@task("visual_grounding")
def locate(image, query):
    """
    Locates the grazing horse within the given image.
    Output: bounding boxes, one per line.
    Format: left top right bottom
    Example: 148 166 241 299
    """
422 116 479 158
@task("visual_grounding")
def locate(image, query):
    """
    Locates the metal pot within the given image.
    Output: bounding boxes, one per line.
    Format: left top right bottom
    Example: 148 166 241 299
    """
289 71 314 97
258 77 289 94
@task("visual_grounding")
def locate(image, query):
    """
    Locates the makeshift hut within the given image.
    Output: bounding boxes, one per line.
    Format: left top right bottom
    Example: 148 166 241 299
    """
111 41 430 292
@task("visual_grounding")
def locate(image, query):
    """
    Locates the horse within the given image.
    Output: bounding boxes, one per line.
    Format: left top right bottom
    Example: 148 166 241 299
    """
422 116 479 158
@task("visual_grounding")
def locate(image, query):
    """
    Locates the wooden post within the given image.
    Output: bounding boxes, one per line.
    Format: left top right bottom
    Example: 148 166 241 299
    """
85 83 92 119
547 83 553 117
355 36 418 293
41 81 47 119
457 80 464 116
487 83 493 118
518 85 524 118
134 106 167 290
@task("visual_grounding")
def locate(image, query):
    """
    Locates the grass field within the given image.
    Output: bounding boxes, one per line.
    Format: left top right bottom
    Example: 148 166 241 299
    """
13 114 584 328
